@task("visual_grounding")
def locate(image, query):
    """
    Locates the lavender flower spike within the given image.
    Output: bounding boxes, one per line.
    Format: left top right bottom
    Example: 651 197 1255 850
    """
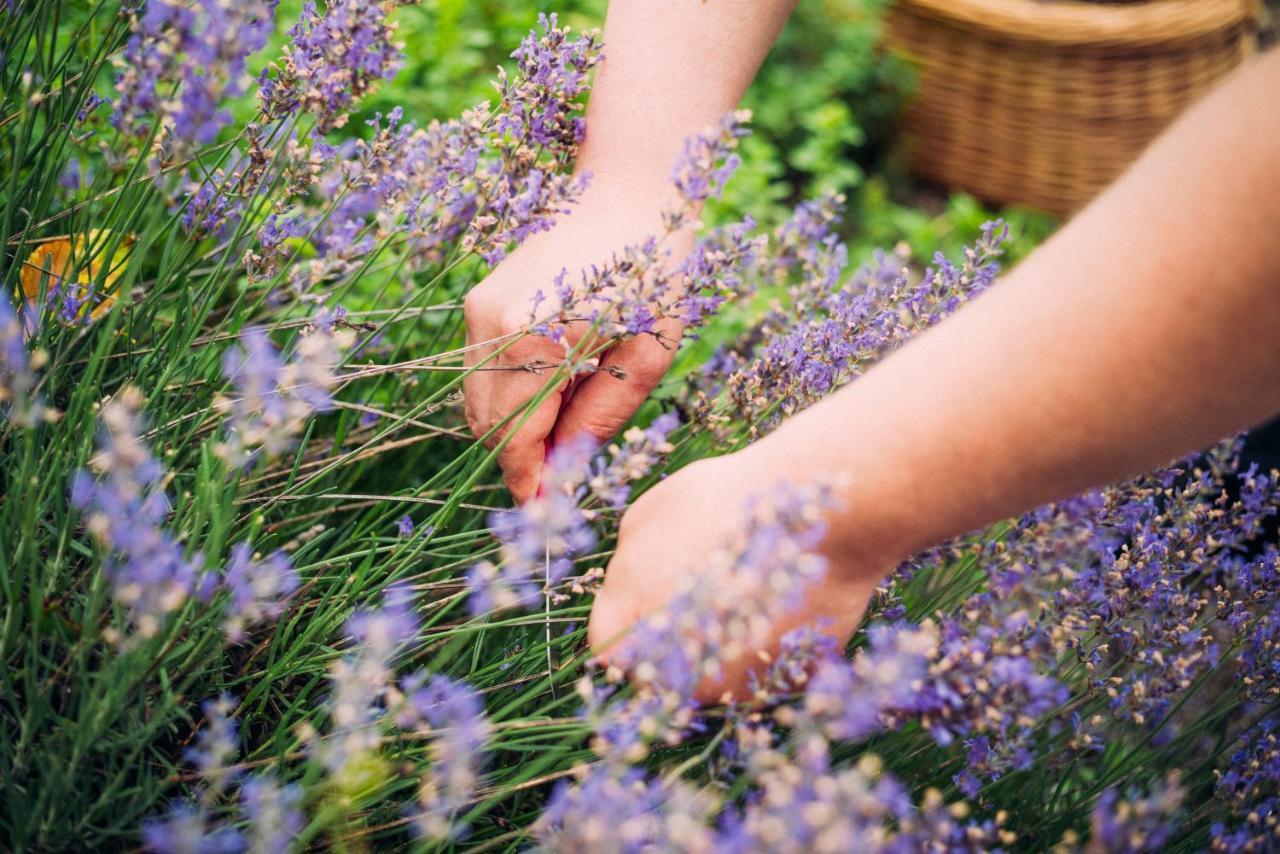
70 388 206 641
216 326 348 466
0 289 45 426
221 543 300 643
396 673 492 841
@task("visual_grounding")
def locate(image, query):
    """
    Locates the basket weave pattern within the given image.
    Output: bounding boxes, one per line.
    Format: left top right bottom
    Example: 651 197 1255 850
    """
885 0 1257 217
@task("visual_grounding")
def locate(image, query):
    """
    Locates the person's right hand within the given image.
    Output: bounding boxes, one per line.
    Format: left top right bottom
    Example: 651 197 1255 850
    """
463 175 695 502
587 449 893 704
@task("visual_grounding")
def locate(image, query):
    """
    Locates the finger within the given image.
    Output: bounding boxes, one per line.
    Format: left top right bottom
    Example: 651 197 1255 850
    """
464 329 568 500
551 330 676 448
495 387 561 503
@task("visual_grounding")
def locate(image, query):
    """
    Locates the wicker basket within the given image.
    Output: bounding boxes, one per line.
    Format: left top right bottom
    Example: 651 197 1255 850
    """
884 0 1258 217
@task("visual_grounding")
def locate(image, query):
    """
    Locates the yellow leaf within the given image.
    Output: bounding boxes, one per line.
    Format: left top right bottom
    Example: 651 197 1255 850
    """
19 229 133 322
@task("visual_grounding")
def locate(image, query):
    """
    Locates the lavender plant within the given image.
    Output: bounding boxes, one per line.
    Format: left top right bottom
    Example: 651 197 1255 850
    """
1 1 1277 851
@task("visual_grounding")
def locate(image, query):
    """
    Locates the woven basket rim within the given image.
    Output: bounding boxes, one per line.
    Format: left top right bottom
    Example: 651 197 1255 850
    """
894 0 1253 47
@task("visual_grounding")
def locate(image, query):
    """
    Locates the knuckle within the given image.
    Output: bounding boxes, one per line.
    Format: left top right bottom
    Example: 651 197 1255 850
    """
462 285 492 327
566 414 624 444
623 354 670 388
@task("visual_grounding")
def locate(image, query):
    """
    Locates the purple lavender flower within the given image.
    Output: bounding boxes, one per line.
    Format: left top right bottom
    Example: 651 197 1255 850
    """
322 583 419 773
180 175 243 239
76 91 108 125
538 120 763 345
466 438 596 615
141 804 242 854
216 327 345 466
240 774 304 854
1090 776 1185 853
59 159 90 192
670 111 750 209
799 621 938 742
220 543 300 642
112 0 274 145
470 14 601 263
70 388 206 641
703 224 1005 436
395 673 491 841
746 622 841 701
774 191 848 297
611 483 834 701
498 14 601 153
184 694 239 794
1212 717 1280 852
0 289 43 426
721 745 913 852
395 515 414 538
246 213 307 282
262 0 401 133
587 413 680 509
535 763 719 852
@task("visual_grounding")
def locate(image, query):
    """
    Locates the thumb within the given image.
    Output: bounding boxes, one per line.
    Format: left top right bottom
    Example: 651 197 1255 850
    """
587 580 639 659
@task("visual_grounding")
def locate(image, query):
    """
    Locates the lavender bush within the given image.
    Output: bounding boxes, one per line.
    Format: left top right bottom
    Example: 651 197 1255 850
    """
1 1 1276 851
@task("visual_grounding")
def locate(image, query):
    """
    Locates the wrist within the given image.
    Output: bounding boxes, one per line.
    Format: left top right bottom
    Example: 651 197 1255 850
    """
572 163 695 224
738 419 917 584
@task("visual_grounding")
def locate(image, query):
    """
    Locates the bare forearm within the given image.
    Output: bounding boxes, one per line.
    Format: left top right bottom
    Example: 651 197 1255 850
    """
578 0 796 195
753 49 1280 567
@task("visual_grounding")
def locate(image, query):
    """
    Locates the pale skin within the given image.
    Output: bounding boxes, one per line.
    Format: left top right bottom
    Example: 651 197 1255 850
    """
464 5 1280 701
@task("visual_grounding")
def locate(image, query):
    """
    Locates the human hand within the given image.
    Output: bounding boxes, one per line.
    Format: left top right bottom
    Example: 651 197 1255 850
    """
587 447 898 704
463 175 694 501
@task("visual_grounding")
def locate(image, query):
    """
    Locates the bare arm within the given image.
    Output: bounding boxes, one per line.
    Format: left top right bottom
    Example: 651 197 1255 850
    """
591 48 1280 697
464 1 795 501
757 47 1280 567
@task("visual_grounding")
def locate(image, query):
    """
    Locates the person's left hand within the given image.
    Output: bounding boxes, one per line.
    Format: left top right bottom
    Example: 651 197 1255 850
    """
586 449 890 704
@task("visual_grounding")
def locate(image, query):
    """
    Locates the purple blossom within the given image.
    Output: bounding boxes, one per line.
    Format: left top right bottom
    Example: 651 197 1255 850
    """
141 805 241 854
112 0 274 145
395 515 414 538
705 224 1005 435
670 111 750 208
240 775 304 854
220 543 299 642
466 438 596 615
609 482 834 705
216 327 344 466
262 0 401 133
718 743 914 853
1212 717 1280 851
322 583 419 772
184 694 239 794
180 175 243 238
537 119 763 345
535 763 719 852
246 213 307 282
70 388 207 641
395 673 491 841
586 413 679 509
497 14 601 152
1090 776 1185 853
468 14 601 263
799 621 938 742
0 288 42 426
